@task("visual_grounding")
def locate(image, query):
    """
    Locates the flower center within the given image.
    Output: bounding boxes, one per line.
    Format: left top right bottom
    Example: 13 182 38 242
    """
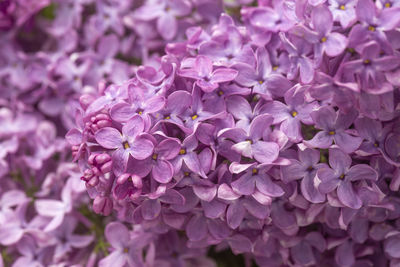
347 47 355 54
385 2 391 8
328 130 335 135
339 174 345 179
246 139 253 144
164 115 171 120
291 111 298 117
374 142 379 147
339 4 345 10
123 141 130 149
218 90 224 96
123 247 129 253
152 153 158 160
258 80 264 84
320 36 327 43
363 59 371 65
179 149 186 155
252 168 258 174
191 114 198 120
252 95 260 102
184 171 190 176
272 65 279 71
307 166 314 171
368 25 376 32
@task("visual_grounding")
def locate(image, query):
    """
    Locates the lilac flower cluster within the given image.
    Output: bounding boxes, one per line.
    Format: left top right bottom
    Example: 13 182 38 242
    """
1 0 231 266
68 0 400 266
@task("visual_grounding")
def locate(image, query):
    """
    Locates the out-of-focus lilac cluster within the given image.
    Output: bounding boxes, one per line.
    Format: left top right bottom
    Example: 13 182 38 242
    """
68 0 400 266
1 0 235 266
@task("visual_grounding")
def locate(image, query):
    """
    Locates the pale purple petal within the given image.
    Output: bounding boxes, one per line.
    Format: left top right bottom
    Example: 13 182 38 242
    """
337 181 362 209
152 160 174 183
252 141 280 164
346 164 378 181
95 127 122 149
129 136 154 160
105 222 130 249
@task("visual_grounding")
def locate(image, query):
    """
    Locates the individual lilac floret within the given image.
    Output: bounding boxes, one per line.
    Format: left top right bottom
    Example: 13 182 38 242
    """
110 86 165 125
292 5 348 64
178 56 238 93
340 41 399 94
317 148 378 209
262 85 318 142
279 33 315 83
328 0 358 28
230 162 284 201
99 222 152 267
355 0 400 50
133 0 192 40
234 46 292 100
354 117 390 156
95 115 154 176
281 148 325 203
304 106 362 153
140 138 181 183
219 114 280 164
51 216 94 260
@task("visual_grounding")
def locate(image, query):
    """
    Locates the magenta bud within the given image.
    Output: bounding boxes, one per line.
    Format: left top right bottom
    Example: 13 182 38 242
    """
100 161 112 174
92 166 101 176
72 145 79 158
98 80 107 95
131 175 143 189
88 154 96 165
96 119 112 128
79 94 95 110
88 176 99 187
117 173 131 184
93 196 113 216
95 153 111 165
82 169 94 181
95 114 110 121
129 190 142 201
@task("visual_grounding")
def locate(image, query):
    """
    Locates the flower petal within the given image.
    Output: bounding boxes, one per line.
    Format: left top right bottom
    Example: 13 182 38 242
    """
337 181 362 209
95 127 122 149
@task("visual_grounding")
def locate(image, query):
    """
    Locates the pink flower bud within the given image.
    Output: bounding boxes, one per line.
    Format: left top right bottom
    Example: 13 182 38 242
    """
79 94 95 110
93 196 113 216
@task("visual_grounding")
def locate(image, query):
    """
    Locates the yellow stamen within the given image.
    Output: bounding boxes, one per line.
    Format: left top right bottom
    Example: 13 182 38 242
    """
374 143 378 147
291 111 298 117
123 247 129 253
165 115 171 120
339 174 345 179
179 149 186 155
363 59 371 65
184 172 189 176
191 114 198 120
320 36 327 43
152 154 158 160
385 2 391 8
138 111 143 115
272 66 279 71
218 90 224 96
246 139 253 144
328 131 335 135
252 168 258 174
123 141 130 149
347 47 355 54
339 4 345 10
368 26 376 32
258 80 263 84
